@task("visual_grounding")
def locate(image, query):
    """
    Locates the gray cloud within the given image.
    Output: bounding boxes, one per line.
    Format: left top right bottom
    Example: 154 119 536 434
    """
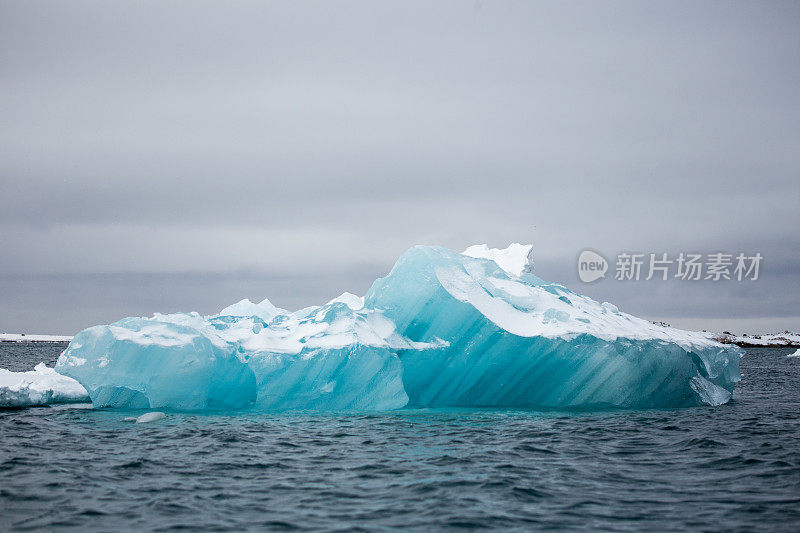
1 1 798 333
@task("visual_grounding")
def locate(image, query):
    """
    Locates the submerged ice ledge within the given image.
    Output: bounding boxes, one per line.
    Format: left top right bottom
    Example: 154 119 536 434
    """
9 244 743 411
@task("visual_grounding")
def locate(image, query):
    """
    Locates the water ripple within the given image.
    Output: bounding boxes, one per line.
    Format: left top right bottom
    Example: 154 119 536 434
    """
1 345 800 530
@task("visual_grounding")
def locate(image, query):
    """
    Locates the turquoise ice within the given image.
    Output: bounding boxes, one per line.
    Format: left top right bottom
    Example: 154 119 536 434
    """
55 295 434 410
53 244 742 411
366 245 741 408
56 315 257 410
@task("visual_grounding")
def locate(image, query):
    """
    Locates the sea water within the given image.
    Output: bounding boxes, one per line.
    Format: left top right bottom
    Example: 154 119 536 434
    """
1 343 798 531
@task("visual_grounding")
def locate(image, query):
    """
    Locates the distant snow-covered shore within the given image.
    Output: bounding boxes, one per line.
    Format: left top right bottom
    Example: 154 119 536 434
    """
0 333 73 343
2 329 798 347
705 331 800 348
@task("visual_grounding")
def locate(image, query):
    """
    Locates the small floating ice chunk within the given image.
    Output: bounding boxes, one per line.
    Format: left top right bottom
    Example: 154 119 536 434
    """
0 363 89 408
788 348 800 358
136 412 166 423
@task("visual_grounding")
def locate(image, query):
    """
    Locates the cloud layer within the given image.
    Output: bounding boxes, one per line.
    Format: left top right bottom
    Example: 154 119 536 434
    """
1 1 798 333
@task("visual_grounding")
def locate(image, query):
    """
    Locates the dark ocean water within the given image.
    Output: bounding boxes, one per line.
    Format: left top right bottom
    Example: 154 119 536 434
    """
1 343 799 531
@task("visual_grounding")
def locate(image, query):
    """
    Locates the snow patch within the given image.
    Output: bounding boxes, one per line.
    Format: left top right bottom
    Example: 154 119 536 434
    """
326 292 365 311
219 298 287 323
462 243 533 277
0 363 89 408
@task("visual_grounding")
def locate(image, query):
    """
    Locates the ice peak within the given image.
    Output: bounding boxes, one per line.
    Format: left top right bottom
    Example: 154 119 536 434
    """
326 292 365 311
218 297 286 322
461 243 533 277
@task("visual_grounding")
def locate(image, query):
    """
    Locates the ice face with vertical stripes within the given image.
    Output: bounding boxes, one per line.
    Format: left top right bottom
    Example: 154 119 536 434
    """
365 245 741 409
50 244 741 411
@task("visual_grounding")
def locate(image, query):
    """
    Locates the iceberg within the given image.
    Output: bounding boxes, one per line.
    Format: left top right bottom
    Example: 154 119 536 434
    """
365 245 741 408
51 244 742 411
0 363 89 408
56 298 440 410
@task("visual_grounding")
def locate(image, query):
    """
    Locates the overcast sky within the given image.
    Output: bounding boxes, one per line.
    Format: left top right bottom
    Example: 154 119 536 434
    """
1 1 798 334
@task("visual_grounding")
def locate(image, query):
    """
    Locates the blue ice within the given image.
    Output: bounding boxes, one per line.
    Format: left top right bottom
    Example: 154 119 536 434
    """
53 245 741 411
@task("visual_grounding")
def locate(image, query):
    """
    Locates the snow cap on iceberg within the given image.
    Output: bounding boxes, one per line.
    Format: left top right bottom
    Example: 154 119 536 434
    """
462 243 533 277
437 245 723 348
325 292 365 311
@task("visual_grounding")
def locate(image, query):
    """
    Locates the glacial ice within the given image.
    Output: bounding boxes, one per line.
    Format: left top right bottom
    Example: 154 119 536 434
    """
56 315 258 410
0 363 89 408
50 244 742 411
364 245 741 408
56 298 440 410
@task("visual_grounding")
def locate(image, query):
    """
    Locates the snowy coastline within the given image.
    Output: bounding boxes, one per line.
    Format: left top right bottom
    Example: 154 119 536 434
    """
0 333 73 343
706 331 800 348
3 331 798 347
